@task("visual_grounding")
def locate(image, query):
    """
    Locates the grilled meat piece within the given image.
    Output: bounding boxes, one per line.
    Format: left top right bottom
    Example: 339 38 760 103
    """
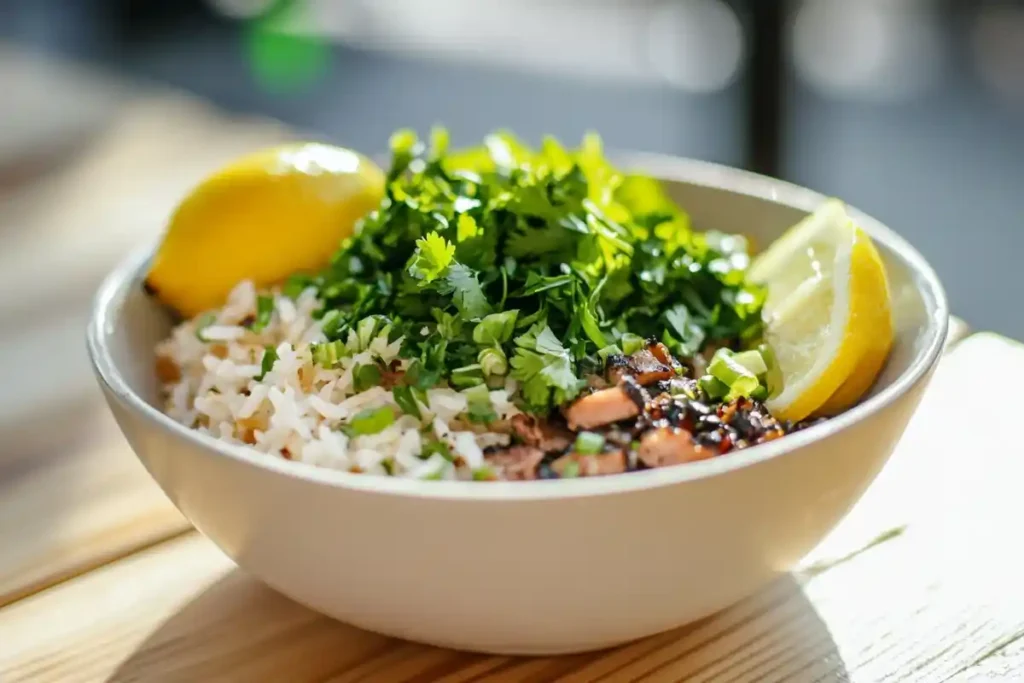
637 427 710 467
509 414 574 452
606 349 674 386
485 446 546 480
565 386 641 430
552 449 628 477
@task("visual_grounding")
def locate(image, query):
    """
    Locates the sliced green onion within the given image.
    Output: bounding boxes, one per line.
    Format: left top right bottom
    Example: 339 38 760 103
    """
450 364 485 389
751 385 769 401
356 315 388 350
699 374 730 400
421 439 453 462
250 295 274 332
392 385 422 419
256 345 279 381
574 431 605 455
353 363 382 392
345 406 395 436
758 343 784 399
478 347 508 377
561 461 581 478
311 340 345 368
597 344 623 363
708 348 759 399
732 349 768 376
472 466 497 481
464 384 497 423
621 333 645 356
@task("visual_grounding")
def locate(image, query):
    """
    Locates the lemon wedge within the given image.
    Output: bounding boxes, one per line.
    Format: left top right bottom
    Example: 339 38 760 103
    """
748 199 893 422
145 143 385 317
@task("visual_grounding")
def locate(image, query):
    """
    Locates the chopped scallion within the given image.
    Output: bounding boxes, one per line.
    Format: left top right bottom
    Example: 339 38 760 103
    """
732 349 768 376
699 374 729 400
450 364 485 389
464 384 497 423
472 466 497 481
561 461 581 478
574 431 605 455
708 348 760 399
311 340 346 368
620 333 645 356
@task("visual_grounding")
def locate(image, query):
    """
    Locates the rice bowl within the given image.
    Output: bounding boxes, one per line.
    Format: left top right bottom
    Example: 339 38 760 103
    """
88 144 947 654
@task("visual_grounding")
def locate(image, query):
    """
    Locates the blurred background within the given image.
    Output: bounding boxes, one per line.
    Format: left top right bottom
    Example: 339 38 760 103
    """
0 0 1021 448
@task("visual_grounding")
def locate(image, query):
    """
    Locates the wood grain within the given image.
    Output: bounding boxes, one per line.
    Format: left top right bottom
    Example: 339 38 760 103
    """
2 331 1021 682
0 406 188 607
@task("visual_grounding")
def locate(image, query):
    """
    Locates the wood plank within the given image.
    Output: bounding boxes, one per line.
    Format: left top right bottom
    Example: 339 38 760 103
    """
1 332 1021 682
0 405 189 607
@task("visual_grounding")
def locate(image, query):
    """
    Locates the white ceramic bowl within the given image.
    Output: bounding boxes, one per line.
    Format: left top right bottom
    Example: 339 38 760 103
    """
87 155 947 655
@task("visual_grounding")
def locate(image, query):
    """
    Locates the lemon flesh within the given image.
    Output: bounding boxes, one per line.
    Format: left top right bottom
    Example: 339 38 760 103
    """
749 199 893 423
145 143 385 317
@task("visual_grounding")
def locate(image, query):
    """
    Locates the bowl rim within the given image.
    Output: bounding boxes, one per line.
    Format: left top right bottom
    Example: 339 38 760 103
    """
87 153 948 501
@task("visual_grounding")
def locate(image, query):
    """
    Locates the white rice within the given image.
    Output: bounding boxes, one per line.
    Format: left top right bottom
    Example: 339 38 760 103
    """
157 280 520 480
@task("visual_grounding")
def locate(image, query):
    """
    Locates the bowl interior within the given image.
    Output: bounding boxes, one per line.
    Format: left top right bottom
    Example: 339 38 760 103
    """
92 157 947 493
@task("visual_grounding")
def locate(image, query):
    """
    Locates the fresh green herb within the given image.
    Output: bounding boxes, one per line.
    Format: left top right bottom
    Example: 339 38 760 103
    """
450 364 486 389
562 461 581 478
472 466 497 481
392 385 422 419
620 333 645 356
510 323 584 412
408 232 455 283
464 384 497 423
345 406 395 436
353 363 382 392
574 431 605 455
194 313 217 342
421 438 453 462
257 345 279 381
296 128 765 414
699 374 730 400
708 348 760 400
732 349 768 377
311 340 345 368
472 310 519 345
250 294 274 332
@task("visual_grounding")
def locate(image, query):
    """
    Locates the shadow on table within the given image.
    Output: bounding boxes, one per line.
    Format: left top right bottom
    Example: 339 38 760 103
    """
108 568 848 682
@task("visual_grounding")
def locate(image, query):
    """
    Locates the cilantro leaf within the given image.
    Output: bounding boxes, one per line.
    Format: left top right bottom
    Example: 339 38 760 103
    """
446 263 491 319
408 232 455 283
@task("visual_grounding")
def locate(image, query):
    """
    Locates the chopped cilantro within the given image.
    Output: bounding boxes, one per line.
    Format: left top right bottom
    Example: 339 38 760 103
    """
392 385 422 419
353 363 382 392
290 128 765 415
250 295 275 333
256 345 278 381
345 406 395 436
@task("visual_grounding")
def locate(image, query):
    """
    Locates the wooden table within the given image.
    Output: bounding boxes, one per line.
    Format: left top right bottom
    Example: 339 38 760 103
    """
8 323 1024 682
3 50 1024 683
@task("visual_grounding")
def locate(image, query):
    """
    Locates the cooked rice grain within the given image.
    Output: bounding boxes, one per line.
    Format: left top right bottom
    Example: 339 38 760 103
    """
158 281 519 480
